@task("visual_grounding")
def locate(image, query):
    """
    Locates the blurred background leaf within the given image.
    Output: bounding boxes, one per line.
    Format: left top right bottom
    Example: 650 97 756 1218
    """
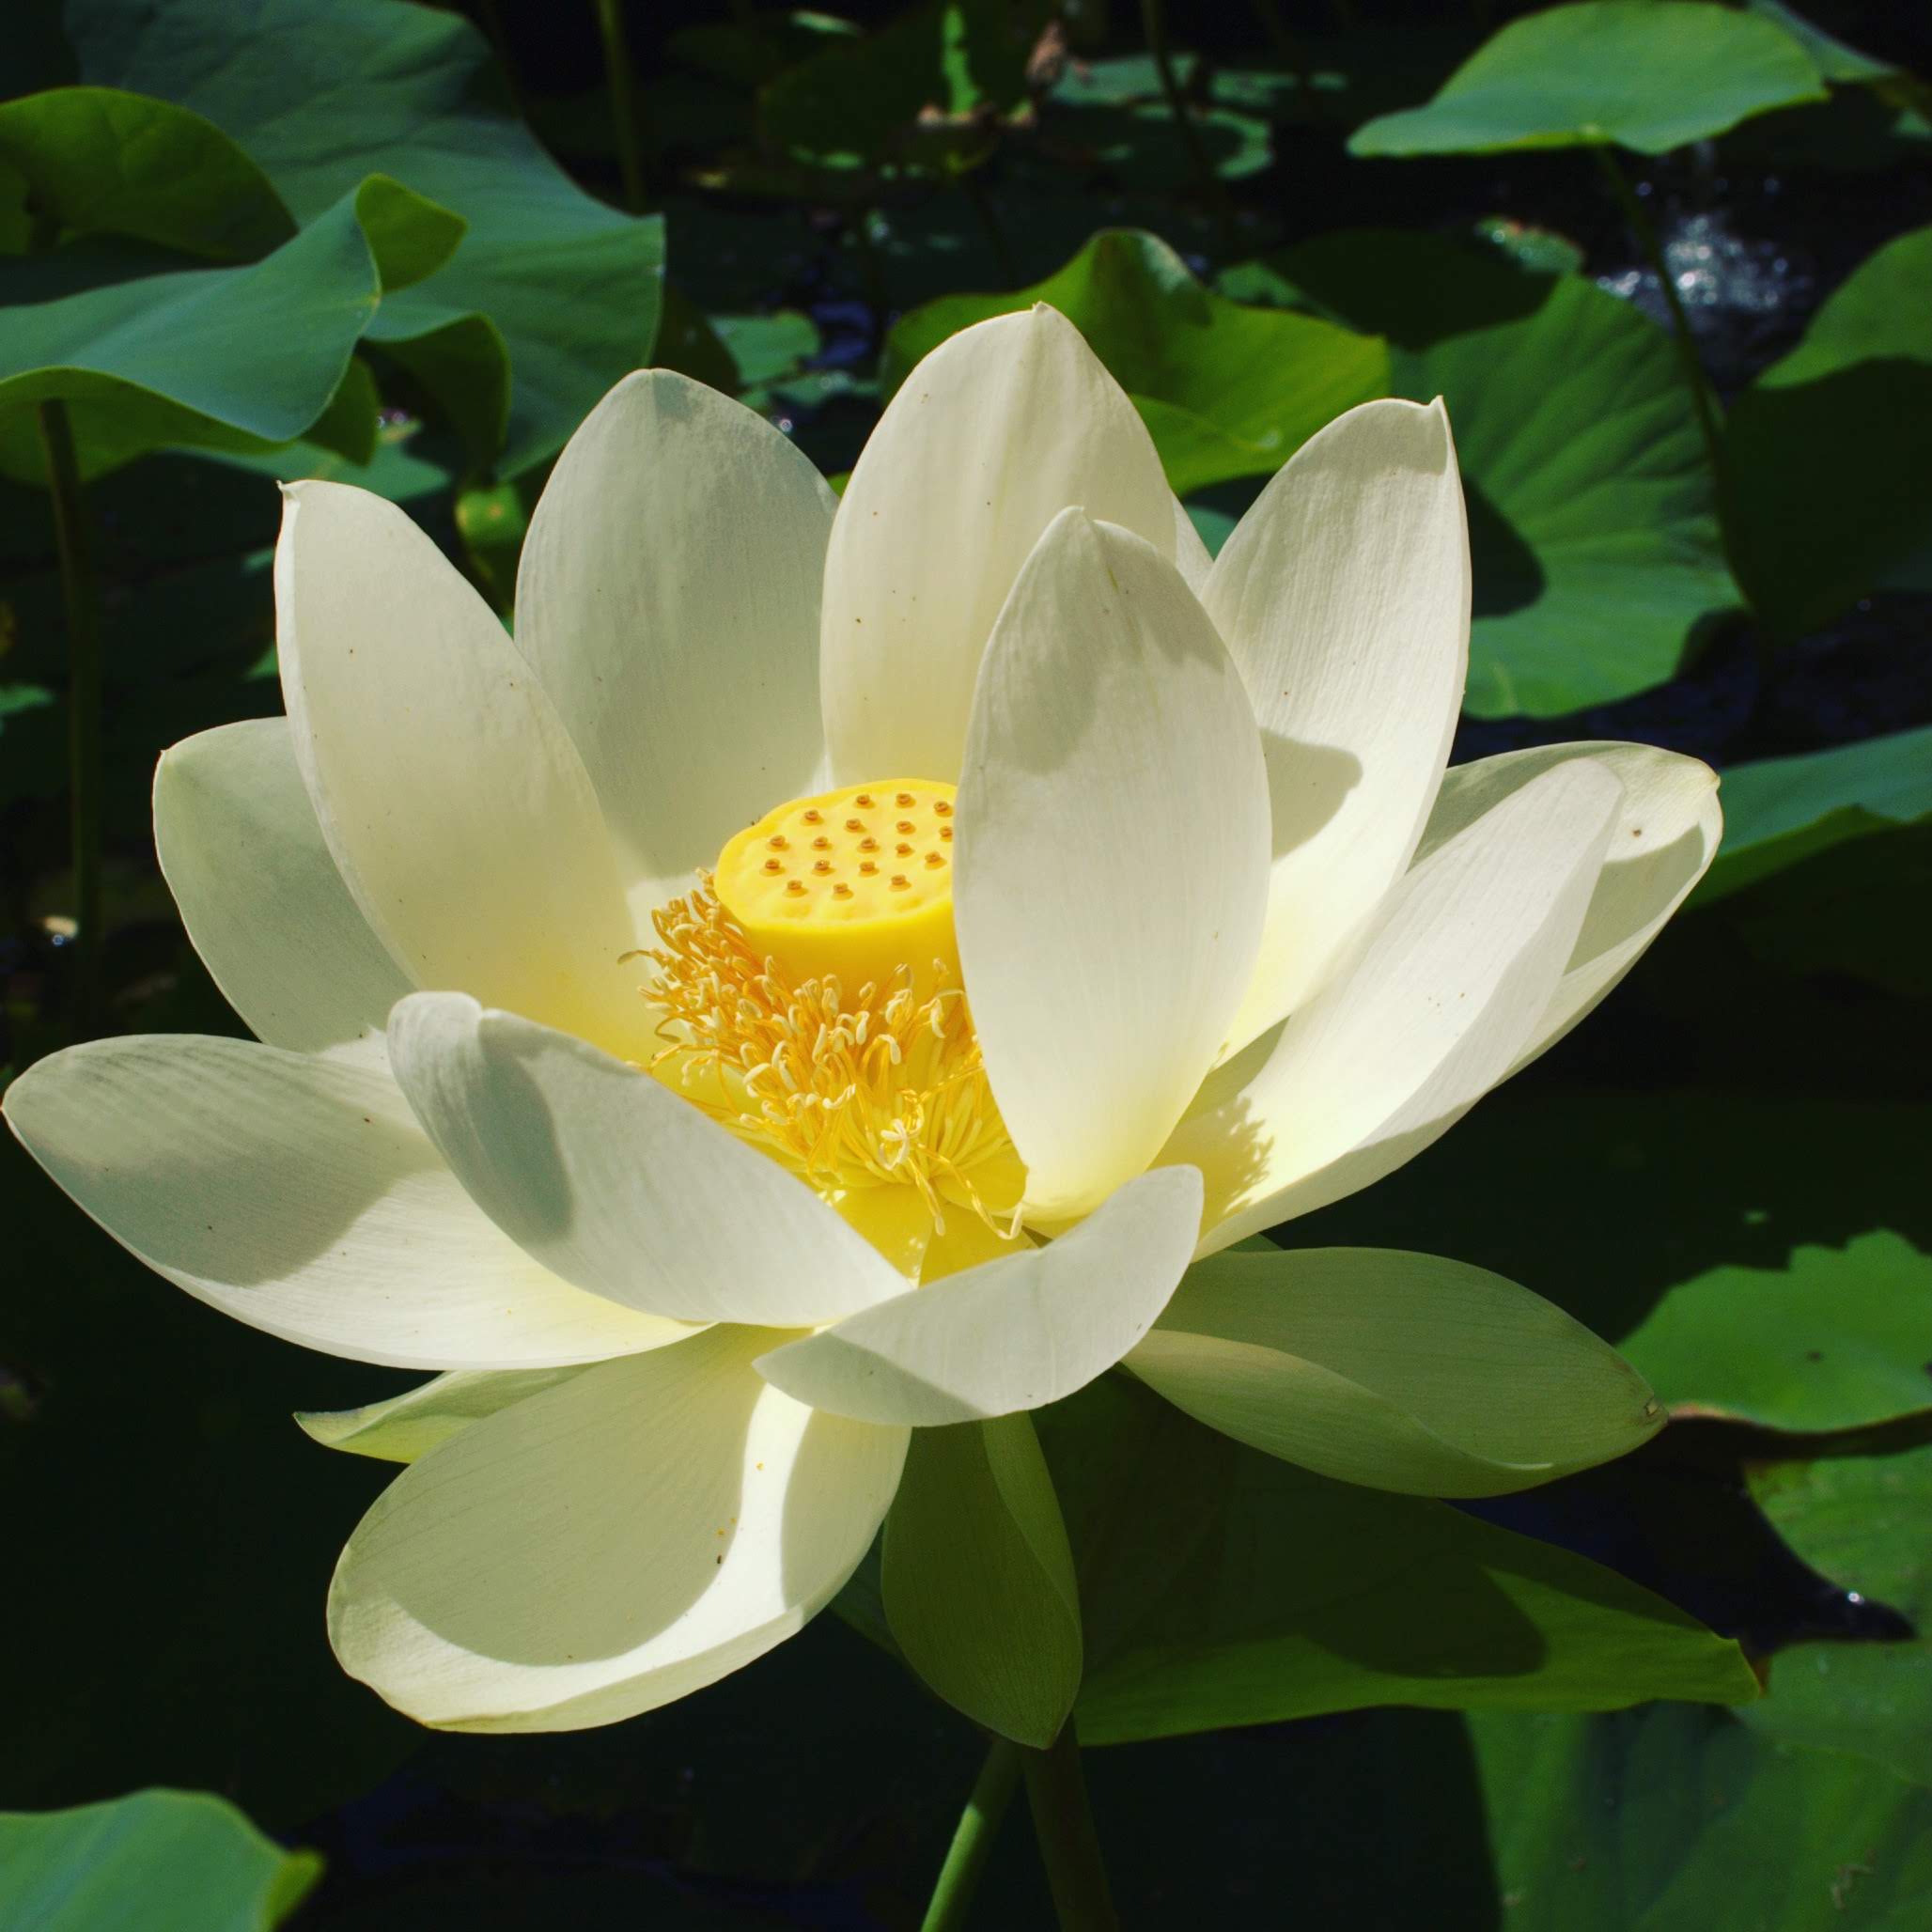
0 1788 321 1931
1348 0 1829 158
59 0 665 475
1725 226 1932 639
1744 1439 1932 1788
1705 725 1932 898
1240 227 1736 715
0 171 461 482
1466 1697 1932 1927
883 227 1389 493
0 85 292 258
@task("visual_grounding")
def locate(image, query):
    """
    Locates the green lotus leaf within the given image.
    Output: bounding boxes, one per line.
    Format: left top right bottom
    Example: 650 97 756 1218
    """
0 1789 319 1932
1467 1698 1932 1927
64 0 665 475
0 172 463 483
1725 226 1932 637
1037 1376 1754 1744
1265 227 1736 716
0 85 291 259
1745 1439 1932 1788
1701 725 1932 902
882 227 1389 496
1349 0 1827 158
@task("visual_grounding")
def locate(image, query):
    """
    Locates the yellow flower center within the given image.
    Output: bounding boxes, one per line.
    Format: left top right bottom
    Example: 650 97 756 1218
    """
712 778 959 999
639 779 1022 1247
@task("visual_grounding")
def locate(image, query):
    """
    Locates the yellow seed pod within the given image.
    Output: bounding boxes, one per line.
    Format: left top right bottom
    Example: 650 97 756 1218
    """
714 779 958 995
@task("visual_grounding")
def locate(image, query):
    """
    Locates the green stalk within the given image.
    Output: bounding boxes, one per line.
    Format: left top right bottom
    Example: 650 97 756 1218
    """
475 0 527 121
1139 0 1235 257
922 1737 1021 1932
1021 1725 1118 1932
593 0 647 212
1243 0 1315 110
959 166 1019 289
36 399 104 1038
1593 146 1725 497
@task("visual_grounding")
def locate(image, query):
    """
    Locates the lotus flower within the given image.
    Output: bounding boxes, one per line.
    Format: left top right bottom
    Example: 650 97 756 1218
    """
5 307 1721 1737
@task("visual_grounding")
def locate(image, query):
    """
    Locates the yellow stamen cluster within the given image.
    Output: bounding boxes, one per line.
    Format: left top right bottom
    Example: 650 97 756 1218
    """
638 876 1019 1239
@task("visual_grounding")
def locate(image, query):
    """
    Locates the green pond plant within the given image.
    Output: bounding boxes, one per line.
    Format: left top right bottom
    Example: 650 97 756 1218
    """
5 304 1727 1923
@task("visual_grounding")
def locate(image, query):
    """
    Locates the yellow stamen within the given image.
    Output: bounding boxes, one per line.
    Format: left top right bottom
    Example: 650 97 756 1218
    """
641 847 1018 1238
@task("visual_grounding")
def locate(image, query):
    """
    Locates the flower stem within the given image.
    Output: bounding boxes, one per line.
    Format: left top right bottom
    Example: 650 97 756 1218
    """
475 0 527 121
922 1737 1021 1932
959 167 1019 290
35 398 104 1039
1021 1724 1118 1932
1593 146 1725 494
1139 0 1235 258
593 0 647 212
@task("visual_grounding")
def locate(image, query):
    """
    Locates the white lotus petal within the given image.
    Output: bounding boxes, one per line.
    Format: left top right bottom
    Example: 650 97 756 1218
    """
1205 398 1471 1052
1171 493 1215 595
1416 741 1722 1073
1168 759 1623 1251
387 993 910 1328
957 511 1269 1219
154 718 411 1067
329 1325 908 1732
275 480 640 1053
514 371 838 914
820 305 1175 785
755 1166 1202 1426
3 1036 691 1368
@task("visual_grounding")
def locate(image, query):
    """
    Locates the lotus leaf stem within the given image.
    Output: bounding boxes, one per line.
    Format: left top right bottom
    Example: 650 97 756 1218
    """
1021 1723 1119 1932
922 1736 1021 1931
35 398 103 1039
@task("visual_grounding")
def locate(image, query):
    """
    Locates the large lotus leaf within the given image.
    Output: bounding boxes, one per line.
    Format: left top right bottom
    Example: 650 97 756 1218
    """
1267 227 1735 715
1617 1233 1932 1433
0 86 290 259
1692 726 1932 1001
1030 1376 1753 1745
1289 1091 1932 1438
881 228 1388 494
1725 227 1932 638
1745 1441 1932 1788
1400 279 1733 718
1747 0 1903 86
1348 1 1826 158
0 1790 319 1932
0 172 462 483
1467 1701 1932 1928
1717 820 1932 1003
1701 725 1932 901
62 0 663 475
